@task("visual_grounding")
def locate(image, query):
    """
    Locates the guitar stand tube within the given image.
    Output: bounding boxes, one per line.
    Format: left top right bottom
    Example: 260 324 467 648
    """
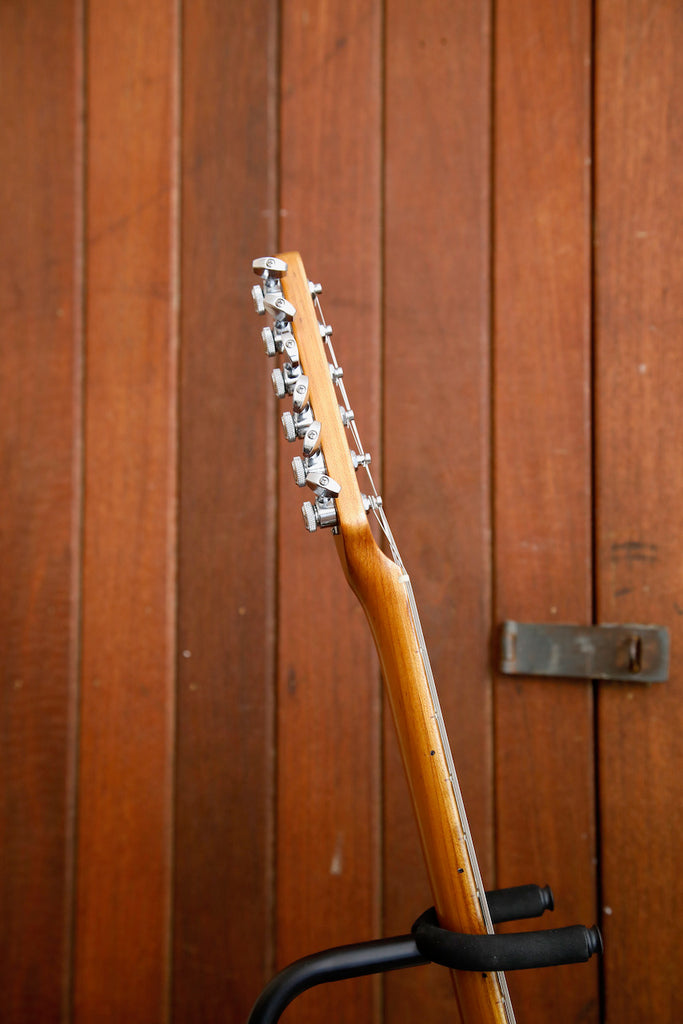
246 884 602 1024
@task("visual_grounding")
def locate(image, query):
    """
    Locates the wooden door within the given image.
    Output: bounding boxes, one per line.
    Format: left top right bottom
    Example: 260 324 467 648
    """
1 2 680 1022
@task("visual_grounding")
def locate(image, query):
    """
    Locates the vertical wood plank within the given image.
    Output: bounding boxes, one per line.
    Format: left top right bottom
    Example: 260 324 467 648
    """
173 3 278 1021
74 2 179 1020
277 3 382 1022
595 3 683 1020
383 3 492 1021
0 2 82 1020
493 1 599 1020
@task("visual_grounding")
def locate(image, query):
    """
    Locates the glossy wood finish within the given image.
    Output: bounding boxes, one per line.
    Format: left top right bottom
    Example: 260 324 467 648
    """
74 2 179 1020
0 4 82 1019
595 3 683 1020
493 1 598 1020
173 5 278 1021
2 2 681 1022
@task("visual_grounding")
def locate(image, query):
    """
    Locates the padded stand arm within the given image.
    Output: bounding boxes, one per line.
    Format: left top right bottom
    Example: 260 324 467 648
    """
246 884 601 1024
412 907 602 972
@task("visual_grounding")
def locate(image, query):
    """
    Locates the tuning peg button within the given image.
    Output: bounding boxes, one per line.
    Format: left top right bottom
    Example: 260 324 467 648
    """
281 411 297 442
302 501 318 532
252 285 265 315
292 456 307 487
271 368 286 398
262 326 276 356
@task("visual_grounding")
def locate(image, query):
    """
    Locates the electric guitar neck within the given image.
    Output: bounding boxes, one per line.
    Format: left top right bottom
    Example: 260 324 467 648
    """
250 253 604 1020
252 250 514 1023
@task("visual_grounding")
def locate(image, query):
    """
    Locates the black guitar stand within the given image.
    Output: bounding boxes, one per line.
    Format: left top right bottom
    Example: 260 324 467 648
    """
247 884 602 1024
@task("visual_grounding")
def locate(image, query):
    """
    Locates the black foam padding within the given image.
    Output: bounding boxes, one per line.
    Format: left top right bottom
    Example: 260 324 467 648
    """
413 907 603 972
486 883 554 923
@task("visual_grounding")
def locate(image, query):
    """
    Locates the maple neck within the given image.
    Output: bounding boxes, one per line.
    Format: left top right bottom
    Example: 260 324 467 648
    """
340 534 514 1023
258 252 514 1024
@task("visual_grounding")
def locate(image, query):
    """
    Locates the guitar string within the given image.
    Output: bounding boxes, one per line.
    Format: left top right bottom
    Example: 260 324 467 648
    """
313 292 516 1024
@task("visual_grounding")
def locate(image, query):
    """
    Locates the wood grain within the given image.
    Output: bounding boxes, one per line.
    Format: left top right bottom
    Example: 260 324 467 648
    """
5 3 683 1021
74 3 178 1020
383 2 493 1020
0 3 82 1020
279 253 511 1024
595 2 683 1019
277 5 382 1022
493 0 599 1020
173 3 278 1021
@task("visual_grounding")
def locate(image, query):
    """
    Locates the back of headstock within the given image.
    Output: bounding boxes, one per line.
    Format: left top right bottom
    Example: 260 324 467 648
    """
251 252 388 588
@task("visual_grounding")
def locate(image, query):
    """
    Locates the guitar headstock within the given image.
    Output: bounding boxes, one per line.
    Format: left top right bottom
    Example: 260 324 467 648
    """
251 252 385 578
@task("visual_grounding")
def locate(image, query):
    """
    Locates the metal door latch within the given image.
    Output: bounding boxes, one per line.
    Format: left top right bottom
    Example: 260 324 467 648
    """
499 622 669 684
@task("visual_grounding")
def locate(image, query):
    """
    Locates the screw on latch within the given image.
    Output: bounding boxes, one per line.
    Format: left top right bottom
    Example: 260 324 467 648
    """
628 634 643 674
501 622 517 670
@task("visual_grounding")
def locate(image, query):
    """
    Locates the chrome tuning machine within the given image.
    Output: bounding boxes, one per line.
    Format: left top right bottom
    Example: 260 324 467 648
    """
264 293 296 323
302 420 322 456
301 499 338 532
262 326 277 356
281 405 314 442
252 256 288 315
292 450 326 487
271 355 302 398
252 255 344 536
301 469 341 533
305 470 341 500
251 285 266 315
253 256 288 280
